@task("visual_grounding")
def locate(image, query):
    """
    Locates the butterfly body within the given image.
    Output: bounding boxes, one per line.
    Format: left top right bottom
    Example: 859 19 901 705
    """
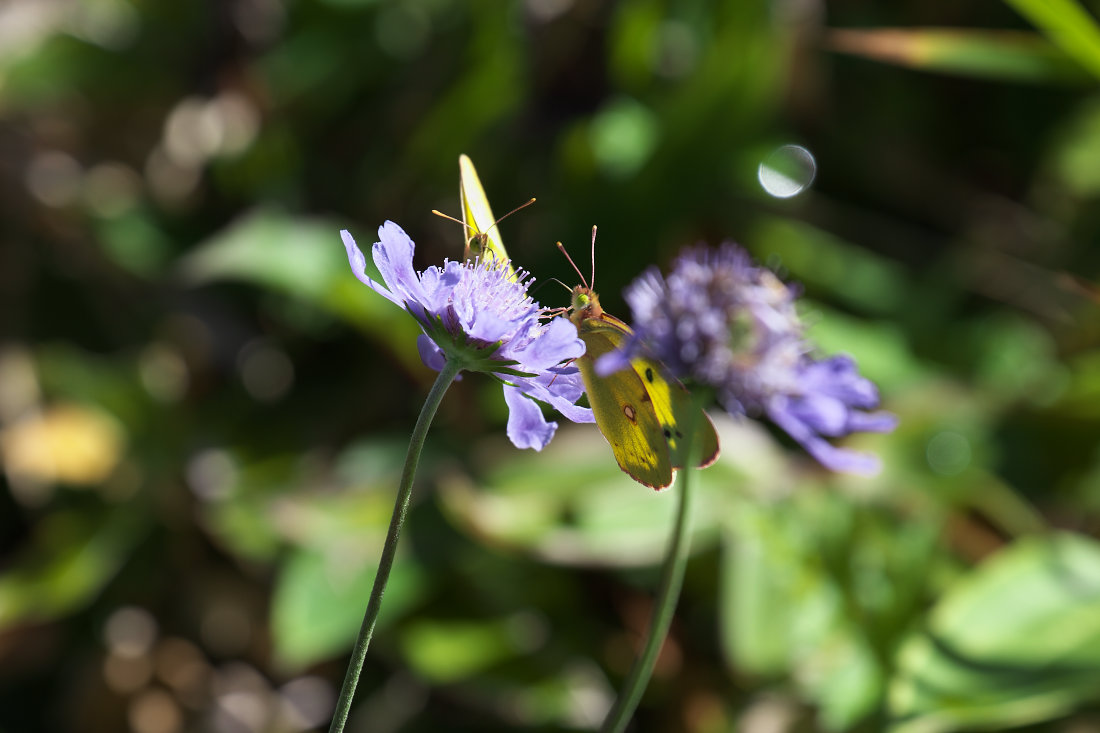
568 285 720 489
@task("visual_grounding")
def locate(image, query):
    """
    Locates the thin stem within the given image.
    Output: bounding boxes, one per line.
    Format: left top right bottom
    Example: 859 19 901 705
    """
600 417 700 733
328 358 463 733
972 474 1048 537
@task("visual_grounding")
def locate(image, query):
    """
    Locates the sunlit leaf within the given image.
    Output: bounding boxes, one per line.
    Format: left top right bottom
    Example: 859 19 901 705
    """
400 617 530 684
890 533 1100 732
719 499 884 730
271 541 426 669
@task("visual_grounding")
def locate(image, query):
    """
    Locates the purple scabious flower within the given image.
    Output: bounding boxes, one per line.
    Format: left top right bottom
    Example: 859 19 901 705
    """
597 244 897 475
342 222 594 451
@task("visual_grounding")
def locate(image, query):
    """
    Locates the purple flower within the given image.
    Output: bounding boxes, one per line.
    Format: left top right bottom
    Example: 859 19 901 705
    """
343 222 593 450
597 244 896 475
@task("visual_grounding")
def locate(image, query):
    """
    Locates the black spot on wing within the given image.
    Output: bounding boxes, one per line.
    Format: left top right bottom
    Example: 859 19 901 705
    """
645 367 654 383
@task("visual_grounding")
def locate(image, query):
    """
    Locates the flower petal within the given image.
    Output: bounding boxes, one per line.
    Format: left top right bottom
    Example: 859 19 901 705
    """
342 230 401 306
847 410 899 433
372 221 426 306
785 394 848 436
503 384 558 450
417 334 447 373
466 308 514 345
419 262 463 314
515 374 595 424
767 398 882 476
800 355 880 408
508 317 585 371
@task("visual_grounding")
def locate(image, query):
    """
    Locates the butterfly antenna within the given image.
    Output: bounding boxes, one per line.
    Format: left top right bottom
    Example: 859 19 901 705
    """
431 209 473 235
589 225 597 290
549 277 573 293
529 278 554 298
484 198 536 236
556 241 588 289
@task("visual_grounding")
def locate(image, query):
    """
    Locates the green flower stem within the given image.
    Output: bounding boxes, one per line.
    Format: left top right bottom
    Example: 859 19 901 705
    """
600 412 701 733
328 357 463 733
972 474 1048 537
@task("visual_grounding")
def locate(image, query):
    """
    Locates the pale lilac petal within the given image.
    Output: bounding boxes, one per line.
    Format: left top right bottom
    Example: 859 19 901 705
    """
466 308 514 344
801 356 880 408
785 394 848 436
419 262 463 314
507 317 585 371
847 411 899 433
342 230 401 306
768 399 882 476
545 395 595 423
504 385 557 450
515 375 595 424
371 221 428 306
417 334 446 372
540 367 587 404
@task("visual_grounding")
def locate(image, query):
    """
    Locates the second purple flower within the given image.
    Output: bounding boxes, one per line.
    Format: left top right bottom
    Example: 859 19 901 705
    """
597 244 897 475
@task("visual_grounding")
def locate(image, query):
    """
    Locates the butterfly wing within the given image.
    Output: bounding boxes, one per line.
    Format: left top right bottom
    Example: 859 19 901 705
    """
630 352 721 471
577 320 674 489
583 315 720 481
459 154 514 277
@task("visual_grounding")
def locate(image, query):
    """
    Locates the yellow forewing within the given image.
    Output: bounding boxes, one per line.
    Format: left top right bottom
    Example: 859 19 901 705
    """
577 315 720 489
459 154 514 277
577 321 672 488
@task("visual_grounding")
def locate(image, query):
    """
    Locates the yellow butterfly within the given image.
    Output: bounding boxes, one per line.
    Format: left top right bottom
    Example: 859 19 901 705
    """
562 231 720 489
434 155 534 279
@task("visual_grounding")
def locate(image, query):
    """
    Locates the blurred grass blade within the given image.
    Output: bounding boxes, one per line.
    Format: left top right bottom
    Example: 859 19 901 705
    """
825 28 1091 83
1003 0 1100 81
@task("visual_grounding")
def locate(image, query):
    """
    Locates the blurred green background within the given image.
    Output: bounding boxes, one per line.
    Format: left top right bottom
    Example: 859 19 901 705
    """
5 0 1100 731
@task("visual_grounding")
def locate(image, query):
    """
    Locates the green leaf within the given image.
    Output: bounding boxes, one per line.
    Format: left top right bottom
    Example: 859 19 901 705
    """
201 439 429 669
179 208 422 372
1003 0 1100 81
400 616 530 684
439 415 780 568
719 501 884 730
750 216 912 317
889 533 1100 732
271 541 426 669
719 520 797 675
825 28 1091 83
1048 97 1100 197
0 510 143 628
